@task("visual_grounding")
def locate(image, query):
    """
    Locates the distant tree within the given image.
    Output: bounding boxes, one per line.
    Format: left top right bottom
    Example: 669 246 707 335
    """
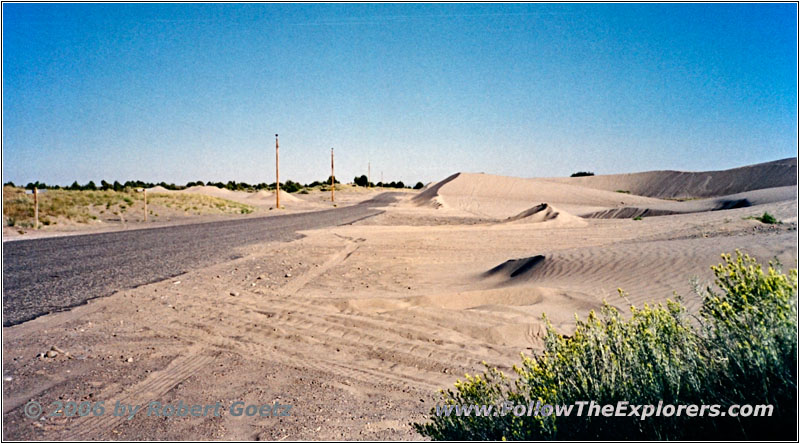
68 181 81 190
85 181 97 190
100 180 112 190
282 180 303 193
4 181 16 188
354 175 369 187
23 181 50 190
326 176 340 185
414 182 425 190
571 171 595 177
395 181 405 188
112 181 123 191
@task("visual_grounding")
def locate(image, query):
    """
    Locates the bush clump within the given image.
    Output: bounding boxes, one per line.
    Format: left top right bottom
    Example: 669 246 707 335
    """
757 212 780 224
414 251 797 440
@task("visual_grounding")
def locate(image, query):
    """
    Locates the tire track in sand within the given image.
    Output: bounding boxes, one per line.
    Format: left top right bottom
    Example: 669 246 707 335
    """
66 346 214 440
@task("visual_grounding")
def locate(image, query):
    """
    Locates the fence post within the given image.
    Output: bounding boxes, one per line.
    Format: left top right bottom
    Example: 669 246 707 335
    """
33 188 39 229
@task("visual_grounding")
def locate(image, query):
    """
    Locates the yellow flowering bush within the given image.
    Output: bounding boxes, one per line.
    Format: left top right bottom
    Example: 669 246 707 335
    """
415 251 797 440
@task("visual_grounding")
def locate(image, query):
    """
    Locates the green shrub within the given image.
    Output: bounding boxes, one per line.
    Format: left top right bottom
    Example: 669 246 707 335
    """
757 212 779 224
633 216 643 221
415 251 797 440
354 175 370 187
282 180 303 193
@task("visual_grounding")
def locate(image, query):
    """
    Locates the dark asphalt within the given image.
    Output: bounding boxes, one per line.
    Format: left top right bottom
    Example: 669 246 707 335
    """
2 193 399 327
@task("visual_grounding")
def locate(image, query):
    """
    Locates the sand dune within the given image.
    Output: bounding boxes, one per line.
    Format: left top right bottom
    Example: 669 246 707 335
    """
504 203 588 226
182 185 233 196
411 172 664 218
242 189 304 205
411 159 796 221
145 185 170 193
583 185 796 218
546 157 797 199
478 231 796 314
179 185 304 207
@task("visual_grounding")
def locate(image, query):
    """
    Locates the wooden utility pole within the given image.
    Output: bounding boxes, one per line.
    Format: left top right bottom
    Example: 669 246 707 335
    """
331 148 335 202
33 188 39 229
368 162 371 188
275 134 280 209
143 188 147 222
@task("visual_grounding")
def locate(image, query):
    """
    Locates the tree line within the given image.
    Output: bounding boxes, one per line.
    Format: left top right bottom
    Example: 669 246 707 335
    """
4 176 426 192
353 175 424 189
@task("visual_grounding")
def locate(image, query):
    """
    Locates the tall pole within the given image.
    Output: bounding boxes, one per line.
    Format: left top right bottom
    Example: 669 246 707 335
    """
368 161 371 188
33 188 39 230
143 189 147 222
331 148 335 202
275 134 280 209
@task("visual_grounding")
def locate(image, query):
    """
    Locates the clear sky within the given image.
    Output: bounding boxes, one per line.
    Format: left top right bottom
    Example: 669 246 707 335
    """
3 3 797 186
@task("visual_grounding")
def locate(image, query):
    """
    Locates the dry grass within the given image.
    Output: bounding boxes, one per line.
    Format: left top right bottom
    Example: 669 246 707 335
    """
3 187 254 228
148 193 253 215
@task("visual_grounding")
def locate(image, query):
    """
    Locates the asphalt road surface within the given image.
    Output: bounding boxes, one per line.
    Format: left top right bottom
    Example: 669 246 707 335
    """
3 193 399 326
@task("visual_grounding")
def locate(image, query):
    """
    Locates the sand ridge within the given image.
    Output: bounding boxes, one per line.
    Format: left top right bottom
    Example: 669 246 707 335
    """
544 157 797 199
410 172 669 218
178 186 306 207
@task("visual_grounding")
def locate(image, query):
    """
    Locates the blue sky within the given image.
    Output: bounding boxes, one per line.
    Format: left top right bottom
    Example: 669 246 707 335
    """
3 3 797 186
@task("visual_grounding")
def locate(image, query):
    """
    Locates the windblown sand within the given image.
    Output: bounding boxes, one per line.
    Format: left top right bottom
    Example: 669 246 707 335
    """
3 159 797 440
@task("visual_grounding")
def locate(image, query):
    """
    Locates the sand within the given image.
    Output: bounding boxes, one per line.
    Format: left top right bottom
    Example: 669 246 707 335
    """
179 186 307 208
544 157 797 198
410 171 669 218
3 159 797 440
145 185 170 193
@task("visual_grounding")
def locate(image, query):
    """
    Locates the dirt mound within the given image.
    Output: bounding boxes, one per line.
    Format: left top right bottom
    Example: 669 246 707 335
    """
146 186 170 193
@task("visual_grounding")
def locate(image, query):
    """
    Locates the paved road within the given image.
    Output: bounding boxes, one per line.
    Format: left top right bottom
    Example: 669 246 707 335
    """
2 193 399 326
